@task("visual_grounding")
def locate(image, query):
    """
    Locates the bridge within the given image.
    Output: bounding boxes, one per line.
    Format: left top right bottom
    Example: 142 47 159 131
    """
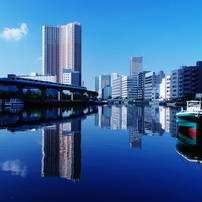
0 74 98 103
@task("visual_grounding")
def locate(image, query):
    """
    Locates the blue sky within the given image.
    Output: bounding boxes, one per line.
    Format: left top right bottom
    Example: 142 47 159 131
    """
0 0 202 90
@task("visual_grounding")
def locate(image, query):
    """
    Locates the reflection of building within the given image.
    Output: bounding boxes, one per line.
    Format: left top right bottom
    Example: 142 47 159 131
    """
95 106 111 129
97 105 143 149
42 120 81 181
159 106 178 138
96 104 178 148
111 106 122 130
129 106 145 149
129 127 142 149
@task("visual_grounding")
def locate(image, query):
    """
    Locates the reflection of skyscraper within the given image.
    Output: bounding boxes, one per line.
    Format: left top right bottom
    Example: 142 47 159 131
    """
42 120 81 181
129 128 142 149
111 106 122 130
95 106 111 129
97 105 143 149
159 106 178 138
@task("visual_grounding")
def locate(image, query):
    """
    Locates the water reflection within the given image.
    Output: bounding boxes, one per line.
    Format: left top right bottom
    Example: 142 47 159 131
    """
0 106 97 181
0 106 97 132
0 159 27 177
42 120 81 181
0 104 180 181
96 105 179 148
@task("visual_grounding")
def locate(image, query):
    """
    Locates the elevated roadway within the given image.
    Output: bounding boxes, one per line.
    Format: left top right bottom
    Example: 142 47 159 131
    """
0 75 98 101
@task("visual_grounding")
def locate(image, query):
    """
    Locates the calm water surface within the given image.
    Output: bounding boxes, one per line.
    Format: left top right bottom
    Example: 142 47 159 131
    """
0 105 202 202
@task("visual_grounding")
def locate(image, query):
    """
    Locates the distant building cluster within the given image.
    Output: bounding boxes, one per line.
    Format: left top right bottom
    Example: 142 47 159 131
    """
95 56 202 101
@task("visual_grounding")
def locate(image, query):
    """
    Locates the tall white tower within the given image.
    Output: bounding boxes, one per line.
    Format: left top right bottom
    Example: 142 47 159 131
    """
42 22 81 84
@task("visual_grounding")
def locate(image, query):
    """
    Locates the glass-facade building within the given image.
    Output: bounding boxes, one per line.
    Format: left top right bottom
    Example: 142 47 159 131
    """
42 22 81 85
130 56 142 77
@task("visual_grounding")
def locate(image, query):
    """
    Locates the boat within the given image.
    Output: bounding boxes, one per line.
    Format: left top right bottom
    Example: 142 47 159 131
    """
4 98 24 108
176 122 202 166
176 101 202 166
176 100 202 117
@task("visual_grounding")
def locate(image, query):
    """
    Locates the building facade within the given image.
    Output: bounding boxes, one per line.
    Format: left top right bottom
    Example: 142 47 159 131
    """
62 69 81 86
144 71 164 100
170 69 182 99
130 56 142 77
96 74 111 98
42 22 81 85
122 76 137 99
111 76 122 98
159 75 171 101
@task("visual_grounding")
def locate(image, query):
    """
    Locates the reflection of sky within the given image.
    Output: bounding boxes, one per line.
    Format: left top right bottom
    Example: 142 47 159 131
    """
0 160 27 177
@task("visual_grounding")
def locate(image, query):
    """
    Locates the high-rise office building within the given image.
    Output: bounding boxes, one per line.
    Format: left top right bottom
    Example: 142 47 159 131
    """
95 75 111 98
130 56 142 77
42 22 82 84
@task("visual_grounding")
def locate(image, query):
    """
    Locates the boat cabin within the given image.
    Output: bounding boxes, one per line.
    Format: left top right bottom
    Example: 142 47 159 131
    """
187 101 202 112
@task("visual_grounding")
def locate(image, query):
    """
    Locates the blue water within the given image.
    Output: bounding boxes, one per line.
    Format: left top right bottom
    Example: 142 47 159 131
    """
0 105 202 202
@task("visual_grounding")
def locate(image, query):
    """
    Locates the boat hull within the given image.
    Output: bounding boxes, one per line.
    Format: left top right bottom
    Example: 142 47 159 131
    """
176 115 202 164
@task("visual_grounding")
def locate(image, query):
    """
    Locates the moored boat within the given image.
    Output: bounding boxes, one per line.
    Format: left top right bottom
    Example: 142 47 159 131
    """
176 112 202 166
176 100 202 117
4 98 24 108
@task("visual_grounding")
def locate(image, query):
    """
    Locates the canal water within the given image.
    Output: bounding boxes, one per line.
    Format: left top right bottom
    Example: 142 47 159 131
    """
0 104 202 202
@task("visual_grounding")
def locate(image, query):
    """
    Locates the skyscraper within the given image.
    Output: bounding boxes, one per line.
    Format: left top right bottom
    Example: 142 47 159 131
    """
130 56 142 77
42 22 82 84
97 74 111 98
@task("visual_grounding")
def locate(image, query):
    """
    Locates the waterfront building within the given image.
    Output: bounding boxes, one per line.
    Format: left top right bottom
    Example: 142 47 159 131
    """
137 71 149 99
95 76 99 92
195 61 202 93
151 84 160 100
42 22 81 85
122 76 137 99
170 69 183 100
62 69 81 86
170 62 202 100
111 73 119 86
111 76 122 98
159 75 171 101
144 71 165 101
177 61 202 99
96 74 111 98
102 85 112 99
144 72 156 101
130 56 142 77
